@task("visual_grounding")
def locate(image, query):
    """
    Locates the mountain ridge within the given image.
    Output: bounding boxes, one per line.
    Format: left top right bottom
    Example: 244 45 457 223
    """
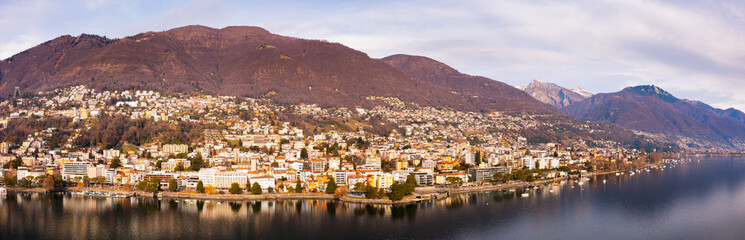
517 79 587 109
562 85 745 149
0 25 557 114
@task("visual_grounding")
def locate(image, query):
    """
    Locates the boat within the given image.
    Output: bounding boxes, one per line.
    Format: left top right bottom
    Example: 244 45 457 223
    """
603 180 607 184
0 187 6 196
508 189 515 192
521 193 529 198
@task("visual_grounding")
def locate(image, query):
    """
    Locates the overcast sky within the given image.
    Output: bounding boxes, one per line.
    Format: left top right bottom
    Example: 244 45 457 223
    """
2 0 744 110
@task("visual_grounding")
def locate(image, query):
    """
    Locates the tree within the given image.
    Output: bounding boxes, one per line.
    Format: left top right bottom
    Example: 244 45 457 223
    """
110 158 122 169
147 179 161 192
196 180 205 193
174 163 184 172
353 182 365 192
168 178 178 192
19 177 31 188
406 174 418 186
251 182 262 195
229 182 243 194
388 183 411 201
325 177 338 194
300 148 308 159
205 184 216 194
267 187 274 194
137 179 161 192
365 184 379 199
188 154 206 171
10 157 22 169
446 176 463 187
43 175 55 189
295 181 303 193
1 177 15 187
94 177 106 186
405 174 417 194
493 173 504 182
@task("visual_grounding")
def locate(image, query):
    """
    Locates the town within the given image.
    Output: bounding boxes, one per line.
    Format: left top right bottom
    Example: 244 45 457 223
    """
0 85 662 201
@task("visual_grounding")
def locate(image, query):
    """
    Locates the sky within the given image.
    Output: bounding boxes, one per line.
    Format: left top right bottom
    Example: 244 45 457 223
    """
1 0 745 110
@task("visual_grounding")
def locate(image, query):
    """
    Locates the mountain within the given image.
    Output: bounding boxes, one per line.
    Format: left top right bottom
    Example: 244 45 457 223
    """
570 88 594 98
380 55 559 113
687 100 745 126
562 85 745 149
0 25 558 114
516 79 587 109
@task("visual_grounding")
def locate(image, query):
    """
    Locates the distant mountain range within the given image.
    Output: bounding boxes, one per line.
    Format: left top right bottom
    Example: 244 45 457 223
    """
562 85 745 149
517 79 745 149
0 25 557 114
517 79 591 108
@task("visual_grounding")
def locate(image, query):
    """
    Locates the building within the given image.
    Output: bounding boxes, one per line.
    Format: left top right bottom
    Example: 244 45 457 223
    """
435 173 468 185
87 165 105 178
62 161 94 180
21 156 36 166
162 144 189 154
103 149 120 159
395 160 408 171
142 173 173 184
0 142 10 154
411 171 434 185
198 168 218 186
328 157 341 170
465 152 476 165
332 171 355 186
249 176 276 190
468 167 511 182
368 173 393 189
346 175 366 187
214 171 247 189
310 159 326 173
161 159 191 172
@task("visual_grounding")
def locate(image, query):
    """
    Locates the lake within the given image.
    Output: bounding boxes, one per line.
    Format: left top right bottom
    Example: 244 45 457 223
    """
2 156 745 239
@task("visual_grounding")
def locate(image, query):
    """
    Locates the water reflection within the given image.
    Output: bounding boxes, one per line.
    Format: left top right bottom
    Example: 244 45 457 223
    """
326 202 336 217
196 200 204 211
229 202 242 212
251 202 261 213
3 157 745 239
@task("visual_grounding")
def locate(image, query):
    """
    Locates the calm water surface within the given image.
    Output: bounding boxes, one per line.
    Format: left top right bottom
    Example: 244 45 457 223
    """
2 156 745 240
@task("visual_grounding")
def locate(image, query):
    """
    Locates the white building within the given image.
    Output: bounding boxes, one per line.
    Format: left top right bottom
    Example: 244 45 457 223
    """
103 149 120 159
249 176 276 190
214 171 247 189
62 161 94 180
198 168 218 186
162 144 189 154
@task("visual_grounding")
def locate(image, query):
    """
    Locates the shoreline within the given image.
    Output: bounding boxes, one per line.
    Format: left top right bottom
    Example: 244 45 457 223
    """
2 163 662 205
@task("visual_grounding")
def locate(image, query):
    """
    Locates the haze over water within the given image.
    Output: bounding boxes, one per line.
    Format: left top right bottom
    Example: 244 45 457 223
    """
2 156 745 240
